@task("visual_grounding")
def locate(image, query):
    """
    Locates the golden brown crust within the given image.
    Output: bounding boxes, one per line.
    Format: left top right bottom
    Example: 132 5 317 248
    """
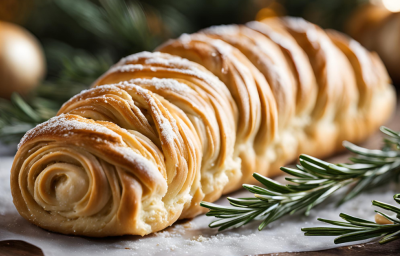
246 21 317 117
156 34 281 187
11 17 395 237
200 25 295 127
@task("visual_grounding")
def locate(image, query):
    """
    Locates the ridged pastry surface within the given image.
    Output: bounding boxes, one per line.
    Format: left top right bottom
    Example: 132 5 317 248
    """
11 17 395 237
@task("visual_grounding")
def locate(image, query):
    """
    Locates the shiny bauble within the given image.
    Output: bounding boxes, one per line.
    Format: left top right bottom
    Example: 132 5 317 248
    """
0 21 45 99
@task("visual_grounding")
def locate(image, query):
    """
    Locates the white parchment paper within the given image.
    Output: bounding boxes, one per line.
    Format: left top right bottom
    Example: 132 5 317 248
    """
0 156 398 256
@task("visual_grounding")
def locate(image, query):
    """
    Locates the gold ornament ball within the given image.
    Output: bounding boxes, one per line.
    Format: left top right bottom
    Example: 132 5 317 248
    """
0 21 46 99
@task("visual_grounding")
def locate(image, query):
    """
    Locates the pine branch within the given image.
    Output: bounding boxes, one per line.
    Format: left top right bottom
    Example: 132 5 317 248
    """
0 50 111 144
0 0 192 145
53 0 190 53
302 194 400 244
200 127 400 231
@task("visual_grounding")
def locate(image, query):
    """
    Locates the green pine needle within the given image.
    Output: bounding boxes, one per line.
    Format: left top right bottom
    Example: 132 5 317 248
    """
200 126 400 232
0 51 110 144
0 0 192 145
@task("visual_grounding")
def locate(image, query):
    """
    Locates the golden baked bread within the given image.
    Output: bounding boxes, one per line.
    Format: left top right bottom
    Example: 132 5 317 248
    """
11 17 395 237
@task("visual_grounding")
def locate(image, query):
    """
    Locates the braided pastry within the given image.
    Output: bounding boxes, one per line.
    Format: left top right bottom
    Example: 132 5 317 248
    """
11 17 395 237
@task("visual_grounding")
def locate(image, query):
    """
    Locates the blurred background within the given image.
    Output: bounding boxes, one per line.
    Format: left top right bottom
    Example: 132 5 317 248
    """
0 0 399 146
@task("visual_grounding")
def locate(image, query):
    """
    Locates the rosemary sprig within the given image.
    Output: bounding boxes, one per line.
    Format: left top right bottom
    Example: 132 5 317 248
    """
200 126 400 231
302 193 400 244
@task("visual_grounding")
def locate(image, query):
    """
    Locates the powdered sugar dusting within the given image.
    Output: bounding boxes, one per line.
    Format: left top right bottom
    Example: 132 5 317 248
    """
133 51 224 87
172 66 221 87
130 78 191 93
62 84 123 107
282 17 312 33
145 56 192 68
18 114 120 149
59 80 181 147
282 17 320 46
179 33 234 59
158 114 177 145
202 24 240 35
209 39 233 56
247 21 292 50
120 51 172 64
118 51 203 74
148 97 177 145
110 51 225 91
110 64 144 73
132 86 178 145
178 33 192 45
114 146 166 185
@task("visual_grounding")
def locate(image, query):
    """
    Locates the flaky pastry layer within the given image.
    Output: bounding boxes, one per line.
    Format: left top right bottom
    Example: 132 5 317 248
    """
11 17 395 237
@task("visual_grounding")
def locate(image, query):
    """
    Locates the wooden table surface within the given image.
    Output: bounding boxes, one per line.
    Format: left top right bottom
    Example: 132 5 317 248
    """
1 103 400 256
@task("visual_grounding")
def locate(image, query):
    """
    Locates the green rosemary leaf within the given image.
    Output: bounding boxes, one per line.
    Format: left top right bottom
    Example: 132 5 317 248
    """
199 202 252 213
252 173 293 194
286 183 320 191
343 141 400 158
372 200 400 215
227 197 263 206
394 194 400 204
302 227 361 236
338 171 379 205
242 184 280 196
258 208 280 231
339 213 380 227
298 158 330 178
285 177 329 184
280 166 316 178
339 163 376 170
334 228 390 244
349 156 393 165
305 183 345 215
379 230 400 244
201 126 400 234
380 127 400 139
316 218 360 228
302 191 400 245
299 154 331 168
